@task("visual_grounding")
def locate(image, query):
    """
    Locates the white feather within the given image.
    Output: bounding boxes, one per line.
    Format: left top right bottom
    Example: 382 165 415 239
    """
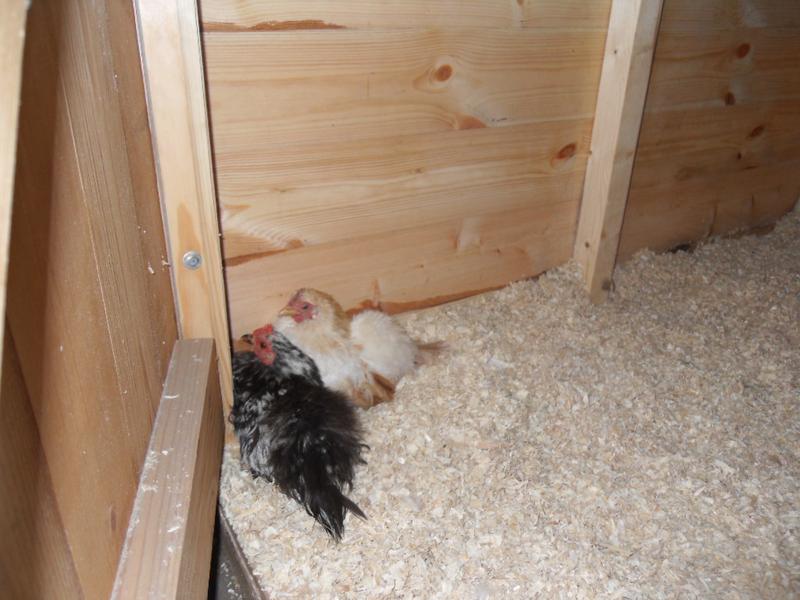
274 314 368 392
351 310 417 384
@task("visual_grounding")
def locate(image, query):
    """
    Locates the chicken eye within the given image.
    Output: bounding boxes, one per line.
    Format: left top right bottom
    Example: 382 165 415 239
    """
259 342 267 349
301 303 310 310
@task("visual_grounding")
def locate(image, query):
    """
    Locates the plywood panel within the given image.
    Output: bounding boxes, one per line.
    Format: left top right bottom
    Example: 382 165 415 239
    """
620 0 800 258
0 0 27 369
200 0 612 30
5 0 178 597
203 3 611 333
0 329 82 600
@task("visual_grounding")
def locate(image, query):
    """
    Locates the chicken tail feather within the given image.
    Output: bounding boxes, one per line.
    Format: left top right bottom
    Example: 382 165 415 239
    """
269 382 368 540
414 340 448 366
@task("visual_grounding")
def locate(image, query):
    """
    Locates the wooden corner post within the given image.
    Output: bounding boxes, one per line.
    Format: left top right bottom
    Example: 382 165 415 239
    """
573 0 663 301
133 0 233 411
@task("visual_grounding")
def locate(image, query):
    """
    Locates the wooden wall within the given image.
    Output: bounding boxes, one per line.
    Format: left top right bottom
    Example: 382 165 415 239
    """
201 0 613 335
0 1 177 598
619 0 800 257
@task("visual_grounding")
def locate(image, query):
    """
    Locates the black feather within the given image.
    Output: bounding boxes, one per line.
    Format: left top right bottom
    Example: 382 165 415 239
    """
231 331 368 541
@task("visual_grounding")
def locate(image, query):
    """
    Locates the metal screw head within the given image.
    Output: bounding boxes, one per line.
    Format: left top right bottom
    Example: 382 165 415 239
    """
182 250 202 270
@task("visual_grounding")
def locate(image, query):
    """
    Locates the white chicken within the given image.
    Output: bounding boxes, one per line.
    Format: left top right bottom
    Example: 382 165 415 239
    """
273 288 442 408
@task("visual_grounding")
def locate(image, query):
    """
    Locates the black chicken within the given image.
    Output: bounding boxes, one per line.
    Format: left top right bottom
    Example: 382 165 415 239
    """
230 325 367 541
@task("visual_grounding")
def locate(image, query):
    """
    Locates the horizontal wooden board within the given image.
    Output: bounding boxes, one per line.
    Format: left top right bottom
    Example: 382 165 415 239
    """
618 0 800 260
200 0 612 30
227 199 579 336
217 118 592 260
658 0 800 31
646 28 800 111
632 100 800 189
204 28 607 151
620 158 800 257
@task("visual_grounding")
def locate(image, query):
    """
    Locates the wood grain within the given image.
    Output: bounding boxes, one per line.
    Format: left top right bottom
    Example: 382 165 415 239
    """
199 0 612 30
658 0 800 31
573 0 663 300
0 328 82 599
228 199 579 336
645 28 800 112
0 0 27 369
619 0 800 258
135 0 233 414
204 28 607 148
217 119 593 260
5 0 178 596
112 339 223 600
203 9 609 333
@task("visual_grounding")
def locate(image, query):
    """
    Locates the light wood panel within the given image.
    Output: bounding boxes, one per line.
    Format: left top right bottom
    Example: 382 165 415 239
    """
205 29 606 148
136 0 233 414
113 339 223 600
619 158 800 257
619 0 800 257
573 0 663 300
202 2 612 334
645 28 800 112
218 119 593 260
0 328 82 599
0 0 27 369
228 199 579 335
658 0 800 31
5 0 178 597
200 0 612 30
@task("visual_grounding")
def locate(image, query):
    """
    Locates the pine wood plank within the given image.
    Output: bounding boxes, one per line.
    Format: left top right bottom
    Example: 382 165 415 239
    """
645 28 800 112
0 0 27 369
204 28 607 149
0 329 83 599
658 0 800 32
218 119 593 260
112 339 223 600
199 0 612 30
619 158 800 258
135 0 233 414
228 200 578 336
631 100 800 193
619 1 800 259
573 0 664 301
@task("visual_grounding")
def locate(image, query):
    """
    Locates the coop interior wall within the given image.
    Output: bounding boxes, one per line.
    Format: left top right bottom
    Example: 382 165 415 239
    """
202 0 800 338
0 1 177 598
619 0 800 257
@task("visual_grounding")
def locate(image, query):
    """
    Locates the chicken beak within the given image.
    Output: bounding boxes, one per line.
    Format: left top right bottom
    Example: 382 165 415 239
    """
278 305 298 317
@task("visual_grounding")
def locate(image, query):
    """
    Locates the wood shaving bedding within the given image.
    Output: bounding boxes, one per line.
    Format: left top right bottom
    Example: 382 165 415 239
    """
221 209 800 599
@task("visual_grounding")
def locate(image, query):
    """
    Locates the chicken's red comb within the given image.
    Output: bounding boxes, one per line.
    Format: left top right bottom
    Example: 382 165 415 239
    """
252 323 274 338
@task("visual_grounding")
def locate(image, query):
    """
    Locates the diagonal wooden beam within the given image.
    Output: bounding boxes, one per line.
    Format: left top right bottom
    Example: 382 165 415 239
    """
133 0 233 413
573 0 664 301
112 339 223 600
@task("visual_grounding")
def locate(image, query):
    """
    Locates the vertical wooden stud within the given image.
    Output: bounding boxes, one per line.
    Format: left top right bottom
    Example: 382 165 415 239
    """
0 0 28 366
573 0 664 301
133 0 233 410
